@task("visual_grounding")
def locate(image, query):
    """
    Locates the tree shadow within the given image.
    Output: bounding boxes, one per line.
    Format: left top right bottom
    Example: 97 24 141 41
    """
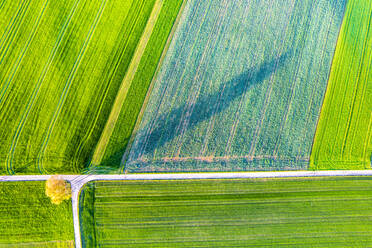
137 51 292 157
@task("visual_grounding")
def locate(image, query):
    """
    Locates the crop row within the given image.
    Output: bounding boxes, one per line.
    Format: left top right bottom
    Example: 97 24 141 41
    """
310 0 372 170
126 0 347 172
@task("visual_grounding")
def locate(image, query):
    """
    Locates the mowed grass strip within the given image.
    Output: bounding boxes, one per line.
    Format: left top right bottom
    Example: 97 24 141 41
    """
90 0 164 167
0 181 74 246
125 0 347 172
310 0 372 170
80 178 372 247
0 0 155 174
89 0 184 171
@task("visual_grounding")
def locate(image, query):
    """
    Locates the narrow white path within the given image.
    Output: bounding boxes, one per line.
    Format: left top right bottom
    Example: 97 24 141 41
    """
2 170 372 248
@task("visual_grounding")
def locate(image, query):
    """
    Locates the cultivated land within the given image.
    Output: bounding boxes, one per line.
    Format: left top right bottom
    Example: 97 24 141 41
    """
310 0 372 170
90 0 184 171
0 181 74 246
0 0 156 174
80 177 372 247
125 0 347 173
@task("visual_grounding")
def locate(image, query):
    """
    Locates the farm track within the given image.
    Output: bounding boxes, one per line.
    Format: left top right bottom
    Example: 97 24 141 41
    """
310 0 372 169
78 175 372 247
3 171 372 248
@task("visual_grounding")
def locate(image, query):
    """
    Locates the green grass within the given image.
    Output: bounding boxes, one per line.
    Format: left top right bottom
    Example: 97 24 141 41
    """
80 177 372 247
91 0 185 171
0 181 74 246
125 0 346 172
0 0 156 174
310 0 372 170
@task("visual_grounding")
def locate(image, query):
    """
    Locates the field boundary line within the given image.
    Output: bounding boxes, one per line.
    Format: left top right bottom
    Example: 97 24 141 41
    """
3 170 372 248
309 0 350 168
72 0 147 171
120 0 188 170
91 0 163 166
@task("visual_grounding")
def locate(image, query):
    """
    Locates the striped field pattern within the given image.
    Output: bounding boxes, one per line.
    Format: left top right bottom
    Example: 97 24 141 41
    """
80 178 372 247
0 0 156 174
0 181 73 246
125 0 347 172
90 0 185 171
310 0 372 170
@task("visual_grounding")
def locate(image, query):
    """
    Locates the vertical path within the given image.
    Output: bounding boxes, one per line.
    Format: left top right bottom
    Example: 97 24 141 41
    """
71 190 81 248
91 0 164 166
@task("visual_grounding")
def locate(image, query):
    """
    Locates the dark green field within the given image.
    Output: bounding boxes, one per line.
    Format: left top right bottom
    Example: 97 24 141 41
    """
0 181 74 246
79 177 372 247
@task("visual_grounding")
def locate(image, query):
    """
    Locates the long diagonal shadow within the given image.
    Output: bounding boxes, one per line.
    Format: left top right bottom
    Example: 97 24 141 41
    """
138 51 292 156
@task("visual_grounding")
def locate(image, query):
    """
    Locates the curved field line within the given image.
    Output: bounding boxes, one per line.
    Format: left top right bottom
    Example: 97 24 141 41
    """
89 0 161 167
137 0 211 158
224 0 283 156
173 0 231 157
5 0 82 175
202 1 253 156
0 0 48 108
0 0 31 68
74 0 148 170
295 4 336 160
36 0 108 174
137 0 208 158
341 6 372 160
0 0 27 55
311 0 354 166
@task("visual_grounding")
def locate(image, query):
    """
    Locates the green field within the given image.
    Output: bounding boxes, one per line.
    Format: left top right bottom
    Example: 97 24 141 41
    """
0 0 157 174
0 181 74 246
125 0 347 173
310 0 372 170
90 0 185 172
79 177 372 247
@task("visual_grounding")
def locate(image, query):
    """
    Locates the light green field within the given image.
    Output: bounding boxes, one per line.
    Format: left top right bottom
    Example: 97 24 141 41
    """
0 0 156 174
90 0 185 171
310 0 372 170
79 177 372 247
0 181 74 246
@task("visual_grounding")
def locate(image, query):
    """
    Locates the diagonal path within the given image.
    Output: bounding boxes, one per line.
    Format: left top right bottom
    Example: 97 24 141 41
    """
2 170 372 248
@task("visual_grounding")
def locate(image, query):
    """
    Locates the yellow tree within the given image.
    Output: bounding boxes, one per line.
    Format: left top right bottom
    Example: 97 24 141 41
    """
45 175 72 204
